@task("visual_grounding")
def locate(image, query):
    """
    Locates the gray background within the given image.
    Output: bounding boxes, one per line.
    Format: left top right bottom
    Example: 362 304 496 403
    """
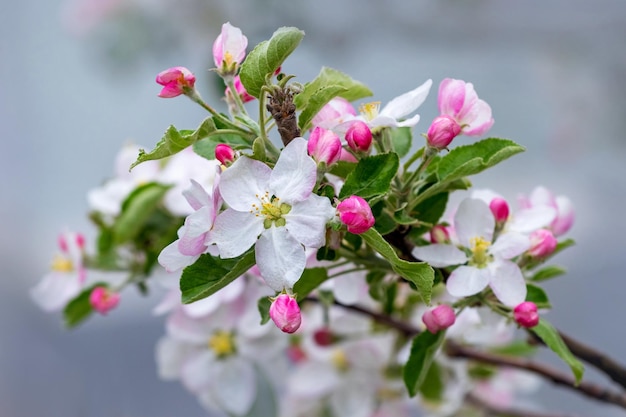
1 0 625 416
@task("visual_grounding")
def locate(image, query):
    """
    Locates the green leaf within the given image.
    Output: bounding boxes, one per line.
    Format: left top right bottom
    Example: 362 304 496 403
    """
293 268 329 302
328 160 357 179
63 283 107 328
490 341 537 357
112 183 170 244
532 319 584 384
409 192 449 237
192 133 251 160
239 27 305 98
361 228 434 303
297 85 348 131
403 330 446 396
530 265 567 282
130 118 217 169
390 127 412 158
419 360 444 401
180 250 256 304
414 138 524 206
257 297 272 325
525 284 551 308
339 153 400 199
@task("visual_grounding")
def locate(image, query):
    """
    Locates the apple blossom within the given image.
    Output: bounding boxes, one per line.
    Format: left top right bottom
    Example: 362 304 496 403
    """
513 301 539 328
311 97 357 131
269 293 302 333
345 120 373 152
89 286 120 314
212 22 247 75
518 186 575 236
307 126 342 166
337 195 375 234
426 115 461 148
31 232 87 312
211 137 336 291
155 66 196 98
422 304 456 334
527 229 557 258
438 78 494 136
412 198 529 306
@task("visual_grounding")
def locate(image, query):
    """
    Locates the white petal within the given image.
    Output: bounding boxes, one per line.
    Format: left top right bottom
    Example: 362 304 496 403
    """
330 381 376 417
210 358 257 416
256 226 306 291
367 115 399 129
212 209 263 258
166 308 214 343
180 350 216 392
30 272 82 312
289 361 339 397
509 206 557 233
395 113 421 128
158 240 197 273
182 179 211 210
219 156 271 210
446 265 490 297
155 337 195 380
490 232 530 259
380 79 432 119
488 260 527 306
455 198 494 246
270 137 317 203
412 244 468 268
286 194 334 248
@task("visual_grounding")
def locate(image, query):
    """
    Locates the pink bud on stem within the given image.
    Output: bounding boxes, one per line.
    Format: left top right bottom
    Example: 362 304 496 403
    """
422 305 456 334
215 143 236 165
155 67 196 98
345 121 373 153
269 293 302 334
426 115 461 149
89 286 120 315
528 229 557 258
307 127 342 166
513 301 539 328
489 197 510 224
337 195 375 234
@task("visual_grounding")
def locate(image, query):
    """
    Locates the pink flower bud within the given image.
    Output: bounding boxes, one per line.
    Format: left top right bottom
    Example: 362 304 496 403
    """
212 22 248 72
215 143 235 165
313 327 334 346
225 75 254 103
489 197 510 223
307 127 342 166
426 115 461 148
438 78 494 136
155 66 196 98
89 286 120 315
337 195 375 234
513 301 539 328
528 229 557 258
269 294 302 334
345 121 372 152
422 304 456 334
429 224 450 244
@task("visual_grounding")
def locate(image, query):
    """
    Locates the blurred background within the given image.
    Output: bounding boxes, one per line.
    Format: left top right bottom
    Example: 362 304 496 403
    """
1 0 626 416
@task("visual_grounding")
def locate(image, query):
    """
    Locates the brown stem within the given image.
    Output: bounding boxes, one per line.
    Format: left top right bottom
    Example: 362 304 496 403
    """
446 341 626 410
465 392 585 417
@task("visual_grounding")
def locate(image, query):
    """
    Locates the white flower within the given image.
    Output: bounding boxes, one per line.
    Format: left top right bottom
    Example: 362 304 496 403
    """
412 198 529 306
211 137 335 291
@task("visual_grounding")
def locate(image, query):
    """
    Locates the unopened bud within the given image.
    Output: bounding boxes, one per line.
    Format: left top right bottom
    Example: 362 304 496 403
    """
489 197 510 223
215 143 235 165
89 286 120 315
269 294 302 334
528 229 557 258
307 127 342 166
513 301 539 328
429 224 450 244
426 115 461 148
337 195 375 234
422 304 456 334
155 66 196 98
345 121 372 152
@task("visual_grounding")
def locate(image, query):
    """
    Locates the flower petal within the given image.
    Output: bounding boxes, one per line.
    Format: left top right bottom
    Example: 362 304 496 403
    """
30 272 82 312
488 260 527 306
211 208 263 258
180 350 216 392
219 156 271 210
158 240 198 273
455 198 494 246
286 194 334 248
446 265 490 297
155 337 195 380
490 232 530 259
182 179 211 211
412 244 468 268
270 137 317 203
509 206 557 233
210 357 256 416
380 79 432 119
256 226 306 291
289 361 339 397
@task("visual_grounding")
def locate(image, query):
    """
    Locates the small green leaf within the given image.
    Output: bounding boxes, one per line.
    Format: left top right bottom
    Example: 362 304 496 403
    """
409 192 449 237
490 341 537 357
257 297 272 325
419 360 444 401
63 283 107 328
530 265 567 282
339 153 400 199
239 27 305 98
180 250 256 304
131 118 217 169
403 330 446 397
390 127 412 158
293 268 329 302
328 160 357 179
532 319 584 384
297 85 348 131
113 183 170 244
526 283 551 308
294 66 372 108
361 228 434 303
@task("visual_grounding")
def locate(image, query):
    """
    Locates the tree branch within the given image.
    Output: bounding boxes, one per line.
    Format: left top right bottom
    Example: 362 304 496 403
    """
446 341 626 410
465 392 585 417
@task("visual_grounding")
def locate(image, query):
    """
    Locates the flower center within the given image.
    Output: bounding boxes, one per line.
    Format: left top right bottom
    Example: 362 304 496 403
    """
359 101 381 121
51 255 74 272
469 237 492 268
331 348 350 372
252 191 292 229
208 330 236 358
223 51 234 67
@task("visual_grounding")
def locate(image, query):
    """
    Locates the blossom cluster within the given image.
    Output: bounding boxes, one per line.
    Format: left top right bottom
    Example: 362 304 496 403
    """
33 22 584 417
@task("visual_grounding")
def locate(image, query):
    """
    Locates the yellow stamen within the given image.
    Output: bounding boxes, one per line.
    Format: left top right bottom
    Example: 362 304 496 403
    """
469 236 492 268
359 101 381 121
51 255 73 272
331 348 349 372
208 330 236 357
254 192 292 229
